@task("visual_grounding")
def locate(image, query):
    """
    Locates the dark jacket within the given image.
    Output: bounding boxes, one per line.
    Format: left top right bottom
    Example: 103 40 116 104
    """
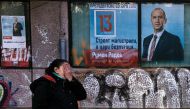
30 73 86 109
13 22 23 36
142 30 184 61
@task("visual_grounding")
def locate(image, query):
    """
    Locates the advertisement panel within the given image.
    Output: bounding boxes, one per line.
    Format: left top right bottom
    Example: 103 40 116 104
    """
1 16 30 67
85 2 138 67
141 4 185 67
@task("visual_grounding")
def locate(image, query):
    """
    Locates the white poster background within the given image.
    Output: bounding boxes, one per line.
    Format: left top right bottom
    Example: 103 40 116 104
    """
1 16 26 48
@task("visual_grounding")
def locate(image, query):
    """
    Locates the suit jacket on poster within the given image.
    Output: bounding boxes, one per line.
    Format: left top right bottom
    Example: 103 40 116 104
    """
142 30 184 61
13 22 23 36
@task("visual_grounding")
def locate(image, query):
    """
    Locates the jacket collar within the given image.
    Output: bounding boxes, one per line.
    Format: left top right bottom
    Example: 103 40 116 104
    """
52 72 64 80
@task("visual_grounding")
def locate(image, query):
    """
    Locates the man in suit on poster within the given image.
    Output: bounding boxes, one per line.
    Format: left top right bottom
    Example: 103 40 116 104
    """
13 17 23 36
142 8 184 61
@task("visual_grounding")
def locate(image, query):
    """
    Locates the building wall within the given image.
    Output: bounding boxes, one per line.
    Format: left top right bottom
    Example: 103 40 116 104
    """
1 1 190 109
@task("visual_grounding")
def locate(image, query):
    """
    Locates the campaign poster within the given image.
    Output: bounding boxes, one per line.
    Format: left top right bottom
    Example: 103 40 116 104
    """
1 16 30 67
85 3 138 67
141 4 184 67
1 16 26 48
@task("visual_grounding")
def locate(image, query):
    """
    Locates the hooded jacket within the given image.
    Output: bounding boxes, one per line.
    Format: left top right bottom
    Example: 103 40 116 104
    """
30 73 86 109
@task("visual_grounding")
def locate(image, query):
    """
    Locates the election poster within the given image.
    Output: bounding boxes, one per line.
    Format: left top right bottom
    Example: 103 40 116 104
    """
141 4 185 67
1 16 26 48
84 2 138 67
1 16 30 67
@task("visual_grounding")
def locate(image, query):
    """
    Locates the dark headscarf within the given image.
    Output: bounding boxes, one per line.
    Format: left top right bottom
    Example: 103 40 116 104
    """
45 59 68 75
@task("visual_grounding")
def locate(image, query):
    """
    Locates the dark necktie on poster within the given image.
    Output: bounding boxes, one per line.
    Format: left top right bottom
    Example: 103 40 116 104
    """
149 35 157 61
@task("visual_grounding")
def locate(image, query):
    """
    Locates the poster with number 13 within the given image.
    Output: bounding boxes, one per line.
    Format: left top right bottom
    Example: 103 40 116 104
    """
87 3 138 67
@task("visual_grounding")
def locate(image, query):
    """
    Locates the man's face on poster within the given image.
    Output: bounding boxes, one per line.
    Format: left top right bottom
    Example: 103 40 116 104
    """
14 17 18 23
151 9 166 32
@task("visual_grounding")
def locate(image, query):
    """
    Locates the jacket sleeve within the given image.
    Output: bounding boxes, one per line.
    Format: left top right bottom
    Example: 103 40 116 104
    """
32 81 51 109
142 37 149 60
19 23 23 30
174 37 184 60
67 77 87 101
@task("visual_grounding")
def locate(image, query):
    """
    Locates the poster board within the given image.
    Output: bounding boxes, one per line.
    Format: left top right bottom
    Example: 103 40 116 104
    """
71 2 138 68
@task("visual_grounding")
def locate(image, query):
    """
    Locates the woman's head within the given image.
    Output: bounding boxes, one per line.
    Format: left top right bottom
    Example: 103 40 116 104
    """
45 59 69 75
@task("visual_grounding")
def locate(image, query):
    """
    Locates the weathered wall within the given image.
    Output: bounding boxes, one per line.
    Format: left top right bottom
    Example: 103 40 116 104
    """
0 69 31 107
79 68 186 108
0 1 68 108
1 1 190 109
31 1 68 67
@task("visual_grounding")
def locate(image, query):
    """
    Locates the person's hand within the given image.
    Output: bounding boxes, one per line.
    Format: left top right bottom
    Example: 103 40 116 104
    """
63 63 73 81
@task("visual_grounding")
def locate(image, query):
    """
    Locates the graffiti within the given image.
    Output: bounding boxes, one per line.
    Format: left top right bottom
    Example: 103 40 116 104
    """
1 47 31 62
128 68 154 108
156 68 180 108
82 70 129 108
0 75 10 107
1 68 190 108
12 73 32 106
83 73 100 102
95 70 128 108
177 68 190 108
80 68 190 108
33 25 57 67
0 72 31 107
105 70 128 108
35 25 52 45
